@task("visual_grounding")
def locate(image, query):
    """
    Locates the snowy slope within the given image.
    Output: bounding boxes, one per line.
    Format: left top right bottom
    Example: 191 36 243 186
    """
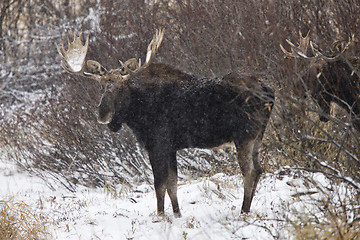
0 160 344 240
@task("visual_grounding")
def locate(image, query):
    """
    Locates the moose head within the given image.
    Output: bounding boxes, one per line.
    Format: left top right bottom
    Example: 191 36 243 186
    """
57 29 164 126
57 29 274 217
281 31 360 130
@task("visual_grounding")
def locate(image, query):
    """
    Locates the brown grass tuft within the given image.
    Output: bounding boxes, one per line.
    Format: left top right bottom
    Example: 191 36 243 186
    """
0 198 51 240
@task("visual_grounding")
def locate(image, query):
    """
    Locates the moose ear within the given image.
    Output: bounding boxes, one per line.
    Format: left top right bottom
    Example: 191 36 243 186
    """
86 60 107 76
120 58 138 75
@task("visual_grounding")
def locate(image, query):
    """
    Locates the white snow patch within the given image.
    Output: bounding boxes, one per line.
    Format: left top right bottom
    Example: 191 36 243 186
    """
85 8 101 32
0 160 355 239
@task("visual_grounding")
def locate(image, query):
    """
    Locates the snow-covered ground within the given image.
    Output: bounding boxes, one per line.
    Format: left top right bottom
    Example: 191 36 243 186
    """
0 159 348 240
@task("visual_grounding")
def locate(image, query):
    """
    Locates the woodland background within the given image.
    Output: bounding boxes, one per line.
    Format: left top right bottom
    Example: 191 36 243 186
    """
0 0 359 238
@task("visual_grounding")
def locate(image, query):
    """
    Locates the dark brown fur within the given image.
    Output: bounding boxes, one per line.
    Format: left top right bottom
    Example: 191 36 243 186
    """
300 58 360 130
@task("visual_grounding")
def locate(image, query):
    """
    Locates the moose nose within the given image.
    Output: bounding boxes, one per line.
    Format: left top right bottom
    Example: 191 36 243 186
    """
97 112 113 124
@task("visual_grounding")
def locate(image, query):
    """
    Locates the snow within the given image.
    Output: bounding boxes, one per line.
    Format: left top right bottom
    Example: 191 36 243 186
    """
85 8 101 32
0 160 354 239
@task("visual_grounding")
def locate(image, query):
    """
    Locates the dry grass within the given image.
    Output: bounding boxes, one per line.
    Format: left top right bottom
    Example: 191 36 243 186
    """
288 176 360 240
0 198 51 240
291 203 360 240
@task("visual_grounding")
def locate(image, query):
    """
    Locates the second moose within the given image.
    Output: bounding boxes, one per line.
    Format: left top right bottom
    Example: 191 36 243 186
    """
281 31 359 131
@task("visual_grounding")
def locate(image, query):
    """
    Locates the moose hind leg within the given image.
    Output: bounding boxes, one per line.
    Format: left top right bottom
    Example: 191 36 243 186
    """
167 153 181 218
235 138 263 213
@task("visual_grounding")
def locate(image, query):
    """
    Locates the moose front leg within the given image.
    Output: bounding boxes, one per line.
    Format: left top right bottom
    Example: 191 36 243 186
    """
235 138 263 213
149 151 167 216
148 149 181 217
154 181 167 216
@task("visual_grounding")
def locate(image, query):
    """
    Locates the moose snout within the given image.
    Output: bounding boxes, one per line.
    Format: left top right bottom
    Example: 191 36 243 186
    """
97 101 115 124
97 112 113 124
97 91 116 124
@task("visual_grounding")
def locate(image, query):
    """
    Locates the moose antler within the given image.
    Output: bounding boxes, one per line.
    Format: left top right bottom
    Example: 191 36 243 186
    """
280 31 310 58
56 31 89 74
281 31 355 62
118 28 165 80
56 29 165 84
309 34 355 61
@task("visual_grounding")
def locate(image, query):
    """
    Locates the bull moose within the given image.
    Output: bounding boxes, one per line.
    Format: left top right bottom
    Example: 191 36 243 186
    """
281 31 360 130
56 29 274 217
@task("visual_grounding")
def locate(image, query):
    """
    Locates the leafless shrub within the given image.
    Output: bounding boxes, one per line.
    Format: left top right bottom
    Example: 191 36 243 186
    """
0 72 154 190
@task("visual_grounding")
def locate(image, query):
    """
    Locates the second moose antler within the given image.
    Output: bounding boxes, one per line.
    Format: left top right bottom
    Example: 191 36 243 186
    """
280 31 310 58
280 31 355 62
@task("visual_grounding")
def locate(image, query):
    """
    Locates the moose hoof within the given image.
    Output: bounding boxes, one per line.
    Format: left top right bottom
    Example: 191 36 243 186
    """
174 211 182 218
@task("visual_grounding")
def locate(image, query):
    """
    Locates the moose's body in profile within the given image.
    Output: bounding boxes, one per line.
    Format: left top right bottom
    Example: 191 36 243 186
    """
57 29 274 217
104 64 274 216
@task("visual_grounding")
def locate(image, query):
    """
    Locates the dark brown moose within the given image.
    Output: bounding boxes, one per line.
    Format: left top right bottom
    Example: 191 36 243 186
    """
281 32 360 130
57 29 274 217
